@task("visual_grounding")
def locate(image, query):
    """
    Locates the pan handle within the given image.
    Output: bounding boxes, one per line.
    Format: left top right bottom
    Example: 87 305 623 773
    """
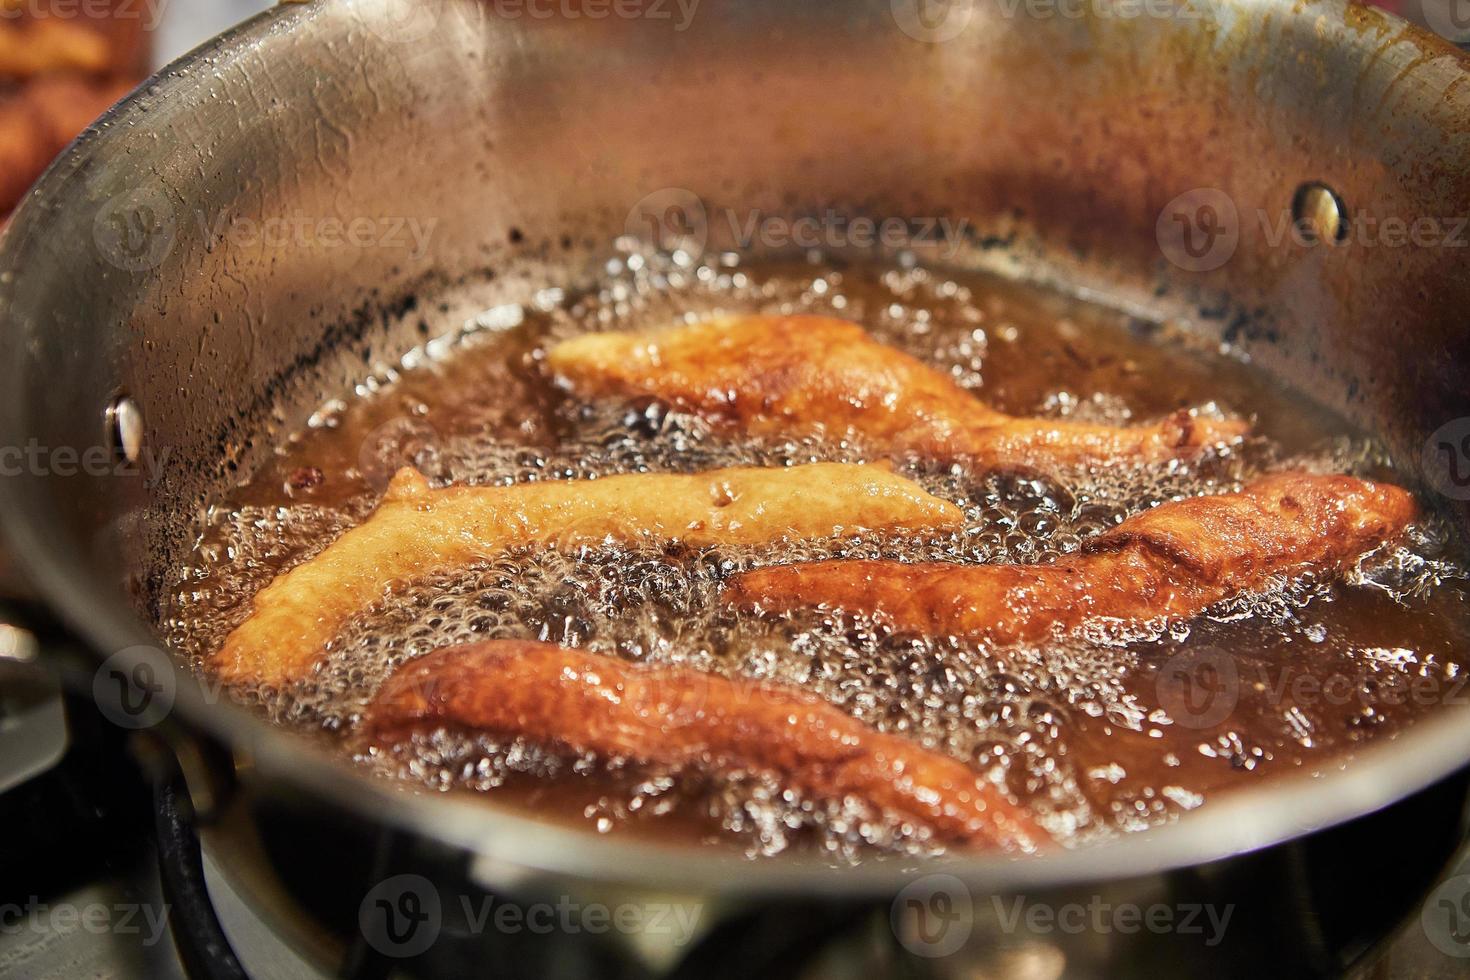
0 541 95 683
0 564 248 978
0 579 239 821
0 594 249 980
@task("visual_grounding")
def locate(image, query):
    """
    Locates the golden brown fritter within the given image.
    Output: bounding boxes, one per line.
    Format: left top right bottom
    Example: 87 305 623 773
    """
725 474 1417 644
362 640 1047 851
213 463 963 687
548 315 1248 473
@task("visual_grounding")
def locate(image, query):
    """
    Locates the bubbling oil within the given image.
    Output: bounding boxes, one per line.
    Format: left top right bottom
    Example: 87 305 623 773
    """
159 248 1470 860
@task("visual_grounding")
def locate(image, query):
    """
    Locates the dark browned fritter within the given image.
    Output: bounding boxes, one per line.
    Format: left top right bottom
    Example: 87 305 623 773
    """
363 640 1048 851
724 473 1418 644
548 314 1249 474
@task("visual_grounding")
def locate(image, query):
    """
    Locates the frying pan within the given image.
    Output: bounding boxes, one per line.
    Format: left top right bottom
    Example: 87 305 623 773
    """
2 0 1470 975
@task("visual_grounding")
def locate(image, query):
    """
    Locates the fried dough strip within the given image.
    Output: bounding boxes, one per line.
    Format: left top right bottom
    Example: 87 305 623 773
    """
363 640 1047 851
548 315 1248 472
213 463 963 686
725 474 1417 643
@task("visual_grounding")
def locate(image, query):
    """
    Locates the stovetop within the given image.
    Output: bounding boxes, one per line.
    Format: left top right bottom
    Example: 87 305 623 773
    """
0 677 323 980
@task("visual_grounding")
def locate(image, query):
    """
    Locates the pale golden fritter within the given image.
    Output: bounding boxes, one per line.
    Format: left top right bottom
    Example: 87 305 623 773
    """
548 315 1249 473
213 463 963 686
725 474 1417 644
363 641 1047 851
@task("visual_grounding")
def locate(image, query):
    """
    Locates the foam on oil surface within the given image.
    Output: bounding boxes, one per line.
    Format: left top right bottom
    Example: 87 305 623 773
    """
159 248 1470 859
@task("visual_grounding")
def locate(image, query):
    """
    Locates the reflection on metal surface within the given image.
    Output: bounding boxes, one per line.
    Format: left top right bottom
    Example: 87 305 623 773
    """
0 669 65 794
1292 183 1349 246
105 394 146 468
0 623 38 664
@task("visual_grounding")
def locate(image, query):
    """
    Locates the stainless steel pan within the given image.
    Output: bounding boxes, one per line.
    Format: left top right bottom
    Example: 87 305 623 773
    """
3 0 1470 974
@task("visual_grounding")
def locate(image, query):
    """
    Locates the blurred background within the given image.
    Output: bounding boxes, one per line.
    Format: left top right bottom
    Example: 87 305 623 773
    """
0 0 269 220
153 0 272 65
